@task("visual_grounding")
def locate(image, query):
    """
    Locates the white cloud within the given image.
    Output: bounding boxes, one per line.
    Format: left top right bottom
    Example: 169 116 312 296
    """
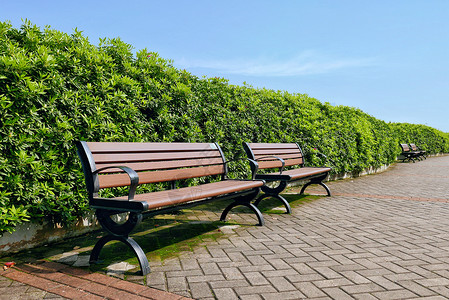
175 51 376 77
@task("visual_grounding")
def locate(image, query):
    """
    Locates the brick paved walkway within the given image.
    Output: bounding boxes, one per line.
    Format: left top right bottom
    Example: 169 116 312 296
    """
1 155 449 299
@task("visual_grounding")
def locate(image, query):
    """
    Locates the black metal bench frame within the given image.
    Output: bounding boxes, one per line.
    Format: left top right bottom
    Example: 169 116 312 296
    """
76 141 265 275
409 143 427 160
399 143 423 163
243 142 332 214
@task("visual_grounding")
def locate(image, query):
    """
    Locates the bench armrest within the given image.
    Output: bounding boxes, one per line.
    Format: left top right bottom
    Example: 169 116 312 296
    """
224 158 259 180
256 155 285 174
93 166 139 201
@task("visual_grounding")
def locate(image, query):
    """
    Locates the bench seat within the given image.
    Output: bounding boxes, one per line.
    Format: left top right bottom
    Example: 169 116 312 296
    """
255 167 332 181
105 180 264 210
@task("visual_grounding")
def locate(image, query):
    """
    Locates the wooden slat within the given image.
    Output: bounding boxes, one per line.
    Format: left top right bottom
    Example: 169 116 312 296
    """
92 150 221 164
87 142 218 153
283 158 304 167
127 180 264 209
257 158 304 169
247 143 298 150
98 165 225 188
252 149 301 155
95 157 224 173
254 153 302 160
401 144 411 151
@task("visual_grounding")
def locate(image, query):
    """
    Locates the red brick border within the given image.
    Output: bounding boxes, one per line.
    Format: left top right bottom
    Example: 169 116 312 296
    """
2 261 191 300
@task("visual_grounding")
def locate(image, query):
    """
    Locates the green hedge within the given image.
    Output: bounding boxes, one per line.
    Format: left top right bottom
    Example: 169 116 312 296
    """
1 21 448 234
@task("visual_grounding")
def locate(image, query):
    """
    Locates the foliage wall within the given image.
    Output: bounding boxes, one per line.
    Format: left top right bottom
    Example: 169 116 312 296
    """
1 21 448 234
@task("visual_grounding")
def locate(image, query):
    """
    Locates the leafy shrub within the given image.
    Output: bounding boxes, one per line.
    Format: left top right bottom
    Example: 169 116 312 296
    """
1 20 448 234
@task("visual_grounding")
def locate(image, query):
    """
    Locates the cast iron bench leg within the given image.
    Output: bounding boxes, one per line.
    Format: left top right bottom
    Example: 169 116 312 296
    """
91 209 151 275
253 181 292 214
220 188 264 226
300 174 331 197
254 193 292 214
90 235 151 276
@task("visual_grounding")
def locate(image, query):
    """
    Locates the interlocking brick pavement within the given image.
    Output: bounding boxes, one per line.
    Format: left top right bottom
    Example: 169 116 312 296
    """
143 155 449 299
1 155 449 299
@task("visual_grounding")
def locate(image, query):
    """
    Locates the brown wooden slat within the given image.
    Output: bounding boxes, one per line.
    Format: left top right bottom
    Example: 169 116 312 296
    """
283 158 304 167
247 143 298 150
257 158 304 169
98 165 225 188
95 157 224 173
256 160 283 169
252 149 301 155
87 142 218 153
92 151 221 164
269 167 331 180
124 180 264 209
254 153 302 160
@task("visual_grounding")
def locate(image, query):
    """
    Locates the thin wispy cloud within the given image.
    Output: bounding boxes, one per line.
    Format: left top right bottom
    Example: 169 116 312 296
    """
176 51 376 77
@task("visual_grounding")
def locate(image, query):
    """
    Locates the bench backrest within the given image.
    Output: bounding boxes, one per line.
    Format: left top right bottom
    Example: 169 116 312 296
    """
243 142 305 170
400 143 411 152
76 141 227 196
409 143 418 151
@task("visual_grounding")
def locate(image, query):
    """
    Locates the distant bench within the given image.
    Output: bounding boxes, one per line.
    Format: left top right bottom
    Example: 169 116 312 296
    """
410 143 427 160
399 143 425 162
76 141 265 275
243 142 332 213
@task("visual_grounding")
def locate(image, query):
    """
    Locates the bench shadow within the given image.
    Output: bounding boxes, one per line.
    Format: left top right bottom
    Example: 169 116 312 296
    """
86 218 225 274
9 193 320 276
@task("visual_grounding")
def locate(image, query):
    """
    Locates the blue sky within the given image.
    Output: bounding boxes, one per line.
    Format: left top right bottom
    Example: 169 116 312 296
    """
3 0 449 132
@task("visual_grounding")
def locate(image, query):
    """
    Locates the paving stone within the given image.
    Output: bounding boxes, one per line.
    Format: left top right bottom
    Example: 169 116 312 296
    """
209 279 249 289
199 262 221 275
340 270 372 284
238 295 263 300
322 287 354 299
352 293 382 300
294 281 327 298
56 252 79 264
313 266 342 279
261 290 306 300
340 282 385 294
234 285 277 296
398 280 436 297
243 272 269 286
146 271 167 286
186 274 226 283
72 255 91 267
267 276 296 292
415 277 449 287
220 267 245 280
189 282 213 299
106 262 137 275
212 287 239 300
372 289 419 300
367 275 402 290
167 276 188 292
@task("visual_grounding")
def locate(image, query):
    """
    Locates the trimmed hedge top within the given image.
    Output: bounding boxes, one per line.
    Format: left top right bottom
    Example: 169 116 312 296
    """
1 21 448 234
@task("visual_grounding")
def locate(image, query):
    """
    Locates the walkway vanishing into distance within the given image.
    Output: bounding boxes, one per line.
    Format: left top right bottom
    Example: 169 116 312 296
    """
1 155 449 299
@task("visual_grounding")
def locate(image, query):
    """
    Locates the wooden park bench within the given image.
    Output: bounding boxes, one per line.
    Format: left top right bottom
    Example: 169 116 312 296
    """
410 143 427 160
399 143 423 162
75 141 265 275
243 142 332 214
